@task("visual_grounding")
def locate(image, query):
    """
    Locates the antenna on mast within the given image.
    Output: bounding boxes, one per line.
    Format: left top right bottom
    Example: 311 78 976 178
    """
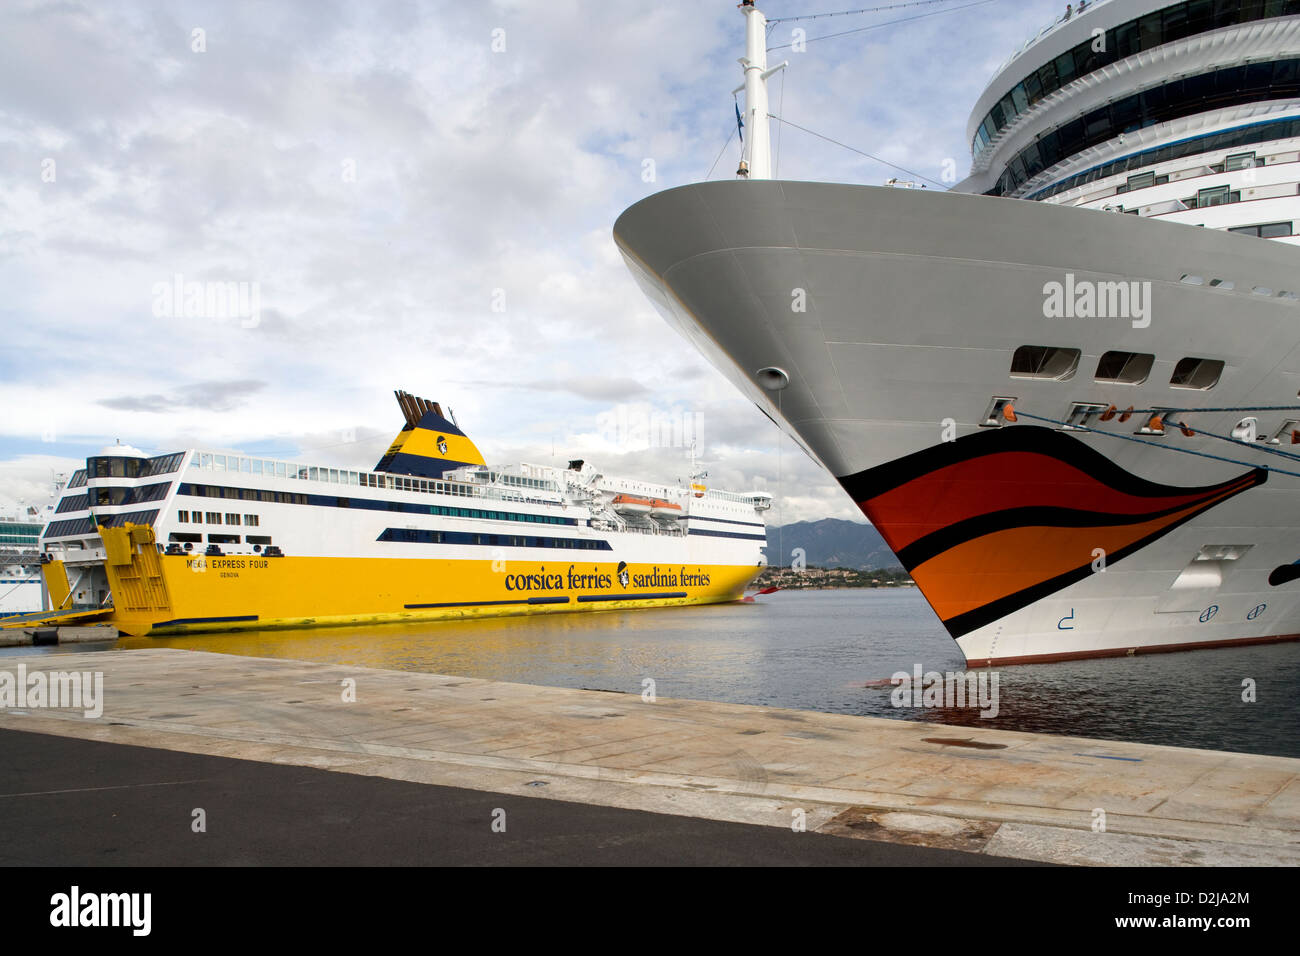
733 2 788 180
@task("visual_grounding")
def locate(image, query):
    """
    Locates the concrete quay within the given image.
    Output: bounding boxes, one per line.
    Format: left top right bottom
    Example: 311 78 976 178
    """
1 648 1296 866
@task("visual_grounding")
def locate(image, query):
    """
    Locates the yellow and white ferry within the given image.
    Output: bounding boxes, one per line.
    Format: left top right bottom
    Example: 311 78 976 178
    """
39 391 770 636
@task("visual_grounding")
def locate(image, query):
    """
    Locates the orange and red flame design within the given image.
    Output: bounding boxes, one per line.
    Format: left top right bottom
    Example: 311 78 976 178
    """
839 427 1265 638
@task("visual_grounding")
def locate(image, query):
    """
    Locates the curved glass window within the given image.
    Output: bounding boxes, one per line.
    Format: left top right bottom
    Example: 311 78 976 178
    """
988 58 1300 197
1022 116 1300 200
971 0 1300 155
88 456 144 479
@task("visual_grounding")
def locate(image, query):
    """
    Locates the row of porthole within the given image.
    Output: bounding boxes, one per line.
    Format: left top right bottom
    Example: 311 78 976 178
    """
1010 345 1223 389
1181 273 1299 300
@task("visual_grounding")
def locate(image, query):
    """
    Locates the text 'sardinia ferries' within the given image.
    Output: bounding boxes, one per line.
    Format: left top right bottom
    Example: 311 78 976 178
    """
39 391 770 636
615 0 1300 665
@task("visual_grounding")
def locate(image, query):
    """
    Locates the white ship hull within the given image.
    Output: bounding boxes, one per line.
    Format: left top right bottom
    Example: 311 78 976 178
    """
616 179 1300 664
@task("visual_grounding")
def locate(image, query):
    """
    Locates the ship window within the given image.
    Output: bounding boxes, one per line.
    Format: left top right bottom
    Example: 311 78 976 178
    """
208 534 240 544
246 535 272 545
1126 171 1155 191
225 513 241 526
207 512 222 524
1249 221 1295 238
245 515 259 527
1197 185 1231 207
1170 357 1224 390
177 511 188 522
1009 345 1080 381
1224 151 1257 171
169 532 202 543
1095 350 1154 385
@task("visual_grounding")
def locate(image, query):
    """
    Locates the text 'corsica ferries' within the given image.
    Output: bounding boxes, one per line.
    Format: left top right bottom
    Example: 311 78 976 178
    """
616 0 1300 665
39 391 770 636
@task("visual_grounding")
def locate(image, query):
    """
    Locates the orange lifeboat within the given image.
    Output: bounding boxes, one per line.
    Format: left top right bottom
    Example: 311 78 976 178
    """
611 494 654 515
612 494 682 516
650 498 683 517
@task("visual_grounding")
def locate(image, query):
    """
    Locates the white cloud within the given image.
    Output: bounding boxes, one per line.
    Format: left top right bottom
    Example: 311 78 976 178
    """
0 0 1061 522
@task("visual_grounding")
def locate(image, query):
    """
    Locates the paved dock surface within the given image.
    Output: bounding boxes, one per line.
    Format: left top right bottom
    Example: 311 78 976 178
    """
1 648 1297 866
0 729 1010 865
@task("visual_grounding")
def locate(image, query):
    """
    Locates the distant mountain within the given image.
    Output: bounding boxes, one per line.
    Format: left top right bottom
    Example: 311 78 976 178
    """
763 518 902 570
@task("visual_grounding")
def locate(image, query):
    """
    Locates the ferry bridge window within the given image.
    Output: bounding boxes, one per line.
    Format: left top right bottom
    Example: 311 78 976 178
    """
89 456 143 479
245 515 259 527
206 512 222 524
225 514 241 525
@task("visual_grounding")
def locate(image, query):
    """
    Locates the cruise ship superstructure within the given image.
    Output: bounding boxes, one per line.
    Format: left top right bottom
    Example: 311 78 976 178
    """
39 391 769 636
615 0 1300 664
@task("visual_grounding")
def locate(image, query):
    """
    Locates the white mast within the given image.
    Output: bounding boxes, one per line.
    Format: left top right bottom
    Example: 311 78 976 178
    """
734 1 787 180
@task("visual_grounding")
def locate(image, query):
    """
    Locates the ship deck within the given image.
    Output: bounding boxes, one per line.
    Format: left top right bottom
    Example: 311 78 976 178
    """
2 648 1296 866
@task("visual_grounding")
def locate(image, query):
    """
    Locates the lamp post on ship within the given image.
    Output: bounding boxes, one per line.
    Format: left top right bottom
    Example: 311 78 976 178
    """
734 1 786 180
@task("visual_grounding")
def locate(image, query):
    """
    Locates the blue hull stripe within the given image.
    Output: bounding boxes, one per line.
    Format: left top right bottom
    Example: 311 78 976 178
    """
687 516 766 529
687 529 767 541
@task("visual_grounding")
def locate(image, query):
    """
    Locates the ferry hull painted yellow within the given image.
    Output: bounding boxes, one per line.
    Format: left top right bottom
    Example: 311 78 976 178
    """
106 553 762 636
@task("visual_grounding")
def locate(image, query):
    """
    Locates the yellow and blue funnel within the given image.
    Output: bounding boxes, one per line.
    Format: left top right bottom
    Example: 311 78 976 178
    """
374 390 486 479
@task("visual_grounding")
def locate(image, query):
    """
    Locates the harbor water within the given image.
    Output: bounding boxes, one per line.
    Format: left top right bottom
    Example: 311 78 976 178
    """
6 588 1296 758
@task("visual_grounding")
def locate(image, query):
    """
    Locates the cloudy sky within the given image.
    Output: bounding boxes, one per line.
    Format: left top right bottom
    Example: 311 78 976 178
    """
0 0 1062 524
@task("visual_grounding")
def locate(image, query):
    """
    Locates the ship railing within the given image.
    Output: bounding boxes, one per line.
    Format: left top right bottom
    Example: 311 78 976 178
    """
617 524 684 537
994 0 1113 76
189 452 567 505
188 451 751 516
